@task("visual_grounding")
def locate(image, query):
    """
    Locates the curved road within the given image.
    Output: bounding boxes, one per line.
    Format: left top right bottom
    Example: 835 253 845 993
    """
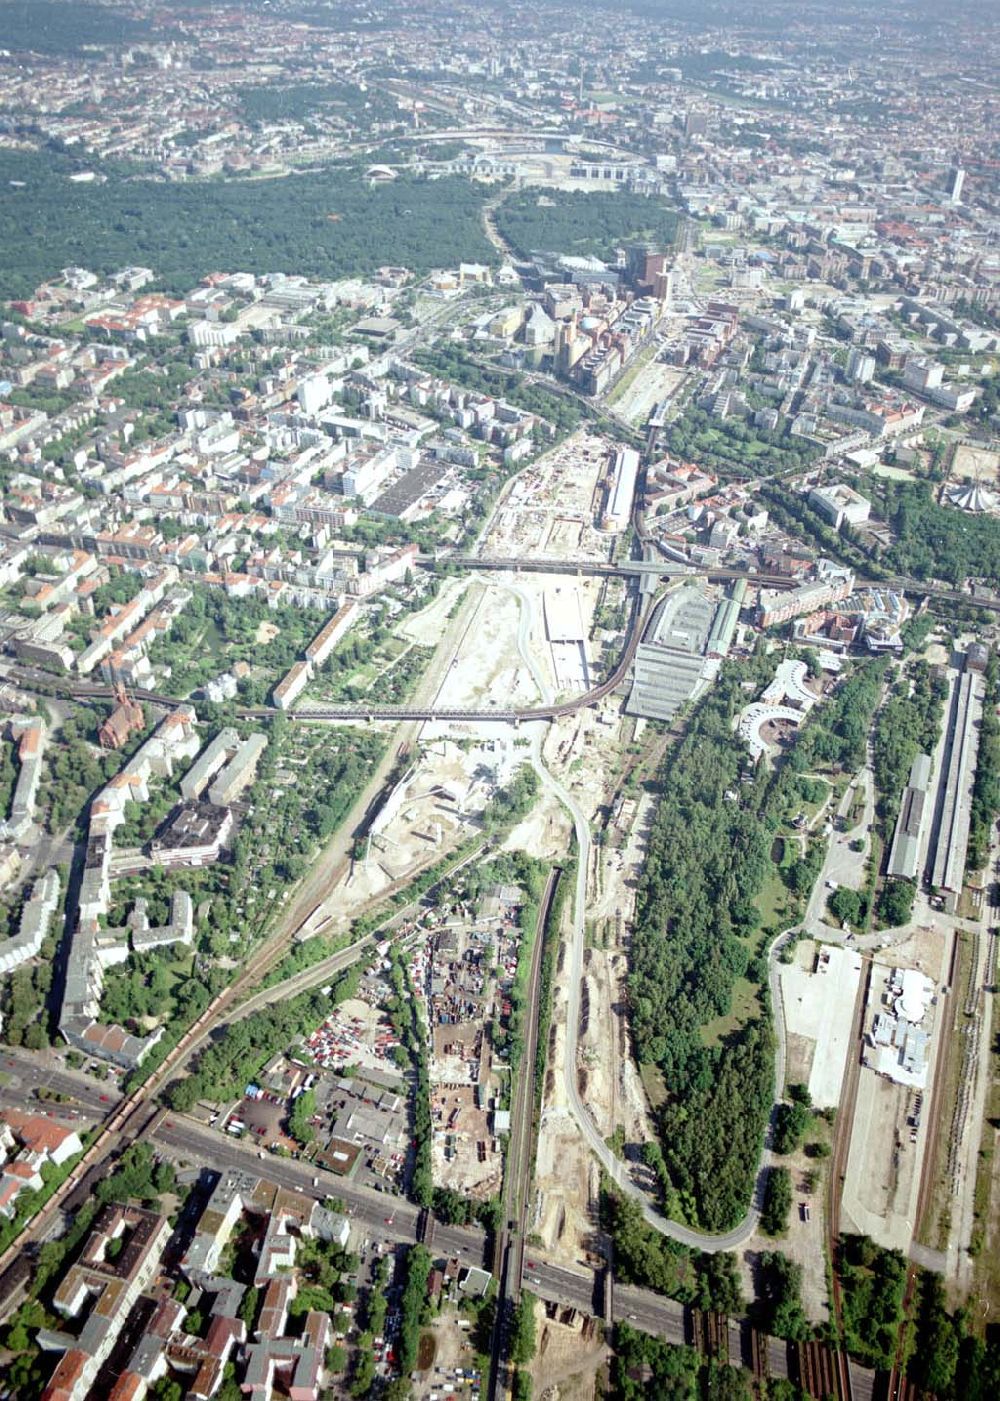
527 719 795 1253
498 582 554 708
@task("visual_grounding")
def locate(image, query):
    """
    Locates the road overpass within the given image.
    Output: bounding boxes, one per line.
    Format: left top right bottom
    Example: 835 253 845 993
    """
295 585 654 725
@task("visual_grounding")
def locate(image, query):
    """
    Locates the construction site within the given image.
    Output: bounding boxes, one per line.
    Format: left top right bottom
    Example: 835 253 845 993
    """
530 699 661 1264
325 733 525 926
841 927 951 1254
281 413 673 1265
412 880 533 1201
479 428 626 564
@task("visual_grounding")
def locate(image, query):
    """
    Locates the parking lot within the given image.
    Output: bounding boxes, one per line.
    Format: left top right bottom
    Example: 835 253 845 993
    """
305 996 401 1077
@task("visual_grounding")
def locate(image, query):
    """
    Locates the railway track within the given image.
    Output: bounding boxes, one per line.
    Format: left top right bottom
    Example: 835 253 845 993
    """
690 1308 730 1364
882 1372 923 1401
884 927 961 1401
0 813 485 1278
749 1326 769 1387
294 586 654 723
4 561 987 729
796 1339 847 1400
487 867 561 1401
826 955 873 1401
2 582 653 725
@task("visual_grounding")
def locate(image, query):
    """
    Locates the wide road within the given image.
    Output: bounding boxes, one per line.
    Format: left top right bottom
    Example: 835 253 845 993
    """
152 1113 490 1267
521 1257 684 1344
150 1113 812 1383
525 1260 796 1382
0 1050 122 1116
1 1092 868 1393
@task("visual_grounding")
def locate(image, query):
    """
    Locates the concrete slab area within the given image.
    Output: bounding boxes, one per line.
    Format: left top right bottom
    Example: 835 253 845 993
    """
780 942 862 1107
840 1067 923 1251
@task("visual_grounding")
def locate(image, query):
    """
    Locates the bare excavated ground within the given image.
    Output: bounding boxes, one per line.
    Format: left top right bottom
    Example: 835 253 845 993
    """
533 946 603 1264
953 442 1000 489
477 427 615 564
530 1301 608 1401
532 706 659 1264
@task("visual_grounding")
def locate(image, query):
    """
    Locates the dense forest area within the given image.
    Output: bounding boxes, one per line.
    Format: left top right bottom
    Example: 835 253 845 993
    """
835 1237 1000 1395
796 657 887 773
0 151 495 300
628 661 778 1231
629 654 892 1230
757 1252 809 1341
236 80 403 129
601 1186 743 1313
837 1235 907 1369
495 188 679 262
865 475 1000 587
906 1269 1000 1400
0 0 163 54
611 1320 807 1399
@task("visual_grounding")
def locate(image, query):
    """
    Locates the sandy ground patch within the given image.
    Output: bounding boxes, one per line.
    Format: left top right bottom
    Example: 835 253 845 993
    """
254 620 279 644
398 577 469 646
870 463 917 482
576 943 653 1153
886 923 953 979
577 950 615 1139
739 1148 831 1326
334 856 395 912
410 1311 483 1400
534 955 602 1265
953 442 1000 486
613 360 688 427
503 782 571 863
530 1300 607 1401
784 1032 816 1088
924 642 950 666
543 703 624 825
532 699 661 1253
575 734 655 1147
431 586 542 710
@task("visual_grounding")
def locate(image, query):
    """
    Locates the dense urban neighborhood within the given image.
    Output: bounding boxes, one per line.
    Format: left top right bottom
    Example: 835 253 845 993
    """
0 0 997 1398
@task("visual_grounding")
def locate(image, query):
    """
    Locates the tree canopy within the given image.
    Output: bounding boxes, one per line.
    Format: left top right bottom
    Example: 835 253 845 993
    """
0 150 495 300
866 475 1000 588
495 188 679 262
628 662 780 1230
